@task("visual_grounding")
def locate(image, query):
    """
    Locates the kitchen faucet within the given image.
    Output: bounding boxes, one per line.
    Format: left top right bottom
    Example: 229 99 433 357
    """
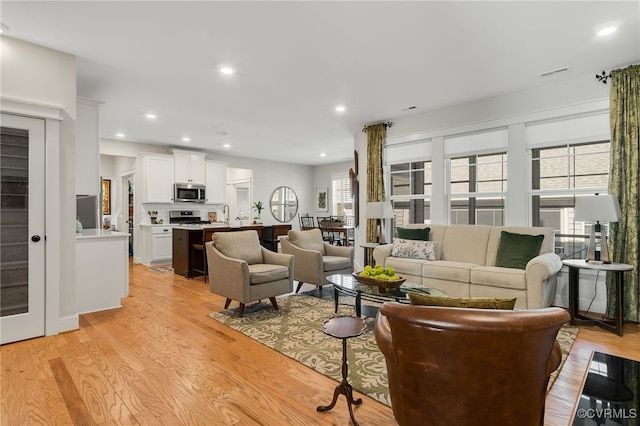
223 204 229 224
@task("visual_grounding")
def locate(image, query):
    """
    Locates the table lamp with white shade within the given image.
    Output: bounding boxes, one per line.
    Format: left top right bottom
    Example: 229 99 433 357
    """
366 201 394 244
573 194 621 264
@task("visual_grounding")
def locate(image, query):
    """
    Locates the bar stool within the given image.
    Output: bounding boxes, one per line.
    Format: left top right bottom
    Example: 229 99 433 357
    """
191 228 215 282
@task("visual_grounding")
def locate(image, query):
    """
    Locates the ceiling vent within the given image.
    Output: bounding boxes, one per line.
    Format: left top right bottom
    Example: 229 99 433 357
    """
539 67 570 78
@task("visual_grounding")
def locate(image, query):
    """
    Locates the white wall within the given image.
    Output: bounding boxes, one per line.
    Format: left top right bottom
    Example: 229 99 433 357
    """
312 160 353 216
1 36 78 333
355 74 610 310
101 138 314 227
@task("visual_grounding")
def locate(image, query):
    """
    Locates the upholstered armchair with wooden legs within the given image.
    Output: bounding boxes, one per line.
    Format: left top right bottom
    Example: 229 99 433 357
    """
280 228 353 297
374 303 569 426
206 230 294 317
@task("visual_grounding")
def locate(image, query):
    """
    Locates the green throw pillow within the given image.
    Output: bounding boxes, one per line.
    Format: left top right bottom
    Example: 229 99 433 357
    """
408 293 517 310
397 227 430 241
494 231 544 270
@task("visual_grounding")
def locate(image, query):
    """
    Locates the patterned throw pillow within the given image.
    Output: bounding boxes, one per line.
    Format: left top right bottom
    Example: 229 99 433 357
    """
391 238 437 261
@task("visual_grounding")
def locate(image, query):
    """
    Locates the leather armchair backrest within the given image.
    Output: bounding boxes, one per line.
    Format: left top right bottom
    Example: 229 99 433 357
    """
375 303 569 426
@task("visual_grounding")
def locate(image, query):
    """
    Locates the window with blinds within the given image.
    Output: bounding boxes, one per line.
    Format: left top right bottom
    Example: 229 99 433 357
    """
331 176 353 219
531 140 610 259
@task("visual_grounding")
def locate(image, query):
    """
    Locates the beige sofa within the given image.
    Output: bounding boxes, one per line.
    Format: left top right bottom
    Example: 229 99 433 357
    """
372 224 562 309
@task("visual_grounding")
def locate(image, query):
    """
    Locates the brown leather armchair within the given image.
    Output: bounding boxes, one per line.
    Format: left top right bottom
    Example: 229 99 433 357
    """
374 303 569 426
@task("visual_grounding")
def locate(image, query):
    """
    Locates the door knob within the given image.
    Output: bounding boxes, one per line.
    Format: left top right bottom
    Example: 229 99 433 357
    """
31 235 41 242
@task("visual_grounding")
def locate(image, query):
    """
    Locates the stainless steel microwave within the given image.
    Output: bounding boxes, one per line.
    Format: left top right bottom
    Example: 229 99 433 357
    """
174 183 206 203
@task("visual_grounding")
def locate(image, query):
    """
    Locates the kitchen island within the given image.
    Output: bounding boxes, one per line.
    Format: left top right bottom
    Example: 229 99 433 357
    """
172 224 265 279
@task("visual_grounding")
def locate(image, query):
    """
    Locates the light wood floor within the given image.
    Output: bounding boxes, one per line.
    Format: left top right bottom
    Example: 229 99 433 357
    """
1 262 639 426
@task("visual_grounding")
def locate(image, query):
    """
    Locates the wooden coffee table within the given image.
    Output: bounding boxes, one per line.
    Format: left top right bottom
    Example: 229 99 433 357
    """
326 273 446 317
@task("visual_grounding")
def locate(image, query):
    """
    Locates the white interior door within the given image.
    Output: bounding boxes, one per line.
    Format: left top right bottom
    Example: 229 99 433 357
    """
1 114 46 345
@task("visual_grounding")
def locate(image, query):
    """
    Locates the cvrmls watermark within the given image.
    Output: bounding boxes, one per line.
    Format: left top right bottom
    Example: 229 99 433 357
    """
576 408 637 420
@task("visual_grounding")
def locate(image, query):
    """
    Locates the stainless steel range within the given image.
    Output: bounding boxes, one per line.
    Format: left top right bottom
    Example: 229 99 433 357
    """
169 210 210 226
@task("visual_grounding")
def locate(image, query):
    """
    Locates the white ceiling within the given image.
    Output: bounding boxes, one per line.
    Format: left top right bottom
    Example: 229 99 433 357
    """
2 1 639 165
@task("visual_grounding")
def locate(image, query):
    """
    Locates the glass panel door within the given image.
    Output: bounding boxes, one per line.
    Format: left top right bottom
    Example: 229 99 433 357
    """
1 114 46 344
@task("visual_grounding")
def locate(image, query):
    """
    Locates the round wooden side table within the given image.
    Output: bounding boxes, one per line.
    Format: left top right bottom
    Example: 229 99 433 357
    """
317 316 367 426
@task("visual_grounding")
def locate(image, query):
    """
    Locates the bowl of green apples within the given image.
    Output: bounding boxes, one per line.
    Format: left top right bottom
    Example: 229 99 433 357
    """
353 265 406 293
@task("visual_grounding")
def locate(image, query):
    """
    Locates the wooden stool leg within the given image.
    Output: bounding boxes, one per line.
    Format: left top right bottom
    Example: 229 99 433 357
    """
224 298 232 309
203 249 208 283
238 303 245 318
295 282 304 293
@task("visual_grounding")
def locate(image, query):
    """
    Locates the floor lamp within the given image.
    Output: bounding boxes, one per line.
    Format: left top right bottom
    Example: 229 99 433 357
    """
573 194 621 264
366 201 394 244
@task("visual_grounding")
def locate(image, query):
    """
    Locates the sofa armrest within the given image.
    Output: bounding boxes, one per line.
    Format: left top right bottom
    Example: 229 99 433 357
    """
324 243 354 260
373 244 394 266
526 252 563 282
525 252 563 308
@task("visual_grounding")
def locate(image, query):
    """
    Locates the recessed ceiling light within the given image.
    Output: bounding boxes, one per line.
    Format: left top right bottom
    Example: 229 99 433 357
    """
115 133 125 138
145 113 157 119
320 153 327 157
219 66 235 75
223 143 231 149
335 105 346 113
181 137 191 142
596 24 619 37
0 23 9 34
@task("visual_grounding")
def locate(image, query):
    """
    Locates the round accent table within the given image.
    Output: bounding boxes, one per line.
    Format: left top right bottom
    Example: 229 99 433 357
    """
317 316 367 426
562 259 633 336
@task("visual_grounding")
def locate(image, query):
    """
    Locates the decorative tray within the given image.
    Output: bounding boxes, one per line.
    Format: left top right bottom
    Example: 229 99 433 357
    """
352 272 407 293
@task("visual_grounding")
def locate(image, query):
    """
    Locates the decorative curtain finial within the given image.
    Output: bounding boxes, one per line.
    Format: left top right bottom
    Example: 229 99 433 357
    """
596 70 612 84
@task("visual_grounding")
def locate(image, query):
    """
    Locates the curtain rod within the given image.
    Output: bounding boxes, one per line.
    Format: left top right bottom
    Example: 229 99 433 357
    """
361 121 393 133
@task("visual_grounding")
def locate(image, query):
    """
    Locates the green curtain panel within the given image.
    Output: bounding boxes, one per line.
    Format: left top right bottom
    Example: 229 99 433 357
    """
607 64 640 322
366 123 386 249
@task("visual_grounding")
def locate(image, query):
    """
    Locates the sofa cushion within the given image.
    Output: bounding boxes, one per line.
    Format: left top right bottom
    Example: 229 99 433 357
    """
287 228 325 255
422 261 477 284
248 263 289 285
397 227 430 241
385 256 425 277
213 230 263 265
391 239 437 260
323 255 352 272
440 225 492 265
495 231 544 270
470 266 527 290
408 293 517 309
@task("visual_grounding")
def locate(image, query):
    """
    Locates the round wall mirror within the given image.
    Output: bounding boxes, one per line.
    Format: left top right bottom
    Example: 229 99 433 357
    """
270 186 298 223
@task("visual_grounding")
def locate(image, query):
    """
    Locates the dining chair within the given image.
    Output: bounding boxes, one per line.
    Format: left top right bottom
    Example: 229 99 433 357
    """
300 215 316 230
317 216 334 244
344 216 355 246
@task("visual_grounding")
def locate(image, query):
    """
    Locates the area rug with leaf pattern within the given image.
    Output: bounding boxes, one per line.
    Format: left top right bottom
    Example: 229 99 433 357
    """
208 288 579 407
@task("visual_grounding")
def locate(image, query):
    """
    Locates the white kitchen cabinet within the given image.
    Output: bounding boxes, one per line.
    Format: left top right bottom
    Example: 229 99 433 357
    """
76 97 104 196
205 160 227 204
137 153 174 203
140 225 173 265
171 150 205 184
76 229 129 314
